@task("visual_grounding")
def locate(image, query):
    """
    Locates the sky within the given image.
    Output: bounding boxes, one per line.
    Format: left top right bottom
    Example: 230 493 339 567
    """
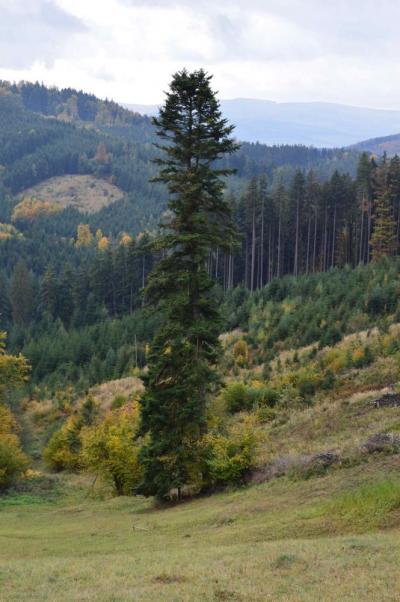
1 0 400 108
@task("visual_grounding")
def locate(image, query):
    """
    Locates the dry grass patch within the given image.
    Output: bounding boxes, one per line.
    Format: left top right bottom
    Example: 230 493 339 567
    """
19 175 124 213
89 376 144 411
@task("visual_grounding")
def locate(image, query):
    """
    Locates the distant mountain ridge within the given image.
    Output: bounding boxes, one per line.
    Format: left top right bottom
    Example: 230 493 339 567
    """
350 132 400 156
124 98 400 148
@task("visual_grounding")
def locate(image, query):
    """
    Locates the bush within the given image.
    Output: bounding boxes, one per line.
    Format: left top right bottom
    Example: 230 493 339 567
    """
232 340 250 367
352 345 373 368
248 384 279 407
321 369 335 390
0 435 29 491
43 396 98 471
81 403 143 495
0 404 29 491
203 417 259 486
221 381 252 413
111 394 127 410
43 417 82 471
221 381 278 414
256 406 276 423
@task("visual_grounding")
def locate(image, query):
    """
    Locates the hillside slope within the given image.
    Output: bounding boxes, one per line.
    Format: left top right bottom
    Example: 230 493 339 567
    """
1 443 399 600
350 132 400 156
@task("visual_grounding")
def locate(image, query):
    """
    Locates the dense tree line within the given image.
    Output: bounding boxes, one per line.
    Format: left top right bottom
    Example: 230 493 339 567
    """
209 153 400 291
0 234 153 334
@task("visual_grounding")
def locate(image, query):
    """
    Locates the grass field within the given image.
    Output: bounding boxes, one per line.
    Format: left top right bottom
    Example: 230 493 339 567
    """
1 458 400 602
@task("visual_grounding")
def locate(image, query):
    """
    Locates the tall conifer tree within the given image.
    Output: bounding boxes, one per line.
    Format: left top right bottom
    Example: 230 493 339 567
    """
138 69 238 500
370 191 397 261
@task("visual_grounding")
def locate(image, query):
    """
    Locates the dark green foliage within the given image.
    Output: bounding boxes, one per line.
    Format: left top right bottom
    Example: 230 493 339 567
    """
222 382 252 413
222 381 278 414
138 69 238 499
9 260 34 327
16 309 156 394
222 259 400 360
2 79 400 404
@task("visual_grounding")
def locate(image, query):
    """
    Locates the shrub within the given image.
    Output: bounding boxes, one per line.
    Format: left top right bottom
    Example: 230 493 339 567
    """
249 384 279 407
11 197 62 223
221 381 252 413
43 396 98 471
81 403 143 495
352 345 373 368
203 417 259 486
232 339 250 367
0 405 29 491
0 435 29 491
256 406 276 423
321 369 335 390
43 417 82 471
111 394 127 410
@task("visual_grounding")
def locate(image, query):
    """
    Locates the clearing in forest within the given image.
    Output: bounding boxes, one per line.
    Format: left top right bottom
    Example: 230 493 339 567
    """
18 175 124 214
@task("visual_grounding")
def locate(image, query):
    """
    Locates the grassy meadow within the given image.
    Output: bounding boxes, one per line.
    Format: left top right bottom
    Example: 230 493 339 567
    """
1 458 400 602
3 358 400 601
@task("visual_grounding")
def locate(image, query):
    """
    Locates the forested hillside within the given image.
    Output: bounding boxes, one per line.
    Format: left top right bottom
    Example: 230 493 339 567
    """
0 81 399 401
351 132 400 156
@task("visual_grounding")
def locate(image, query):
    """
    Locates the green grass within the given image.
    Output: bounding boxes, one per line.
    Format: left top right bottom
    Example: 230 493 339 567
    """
1 462 400 601
0 493 46 508
322 479 400 530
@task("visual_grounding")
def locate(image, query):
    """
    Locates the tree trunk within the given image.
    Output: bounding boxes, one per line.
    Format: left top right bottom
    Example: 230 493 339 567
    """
250 204 256 291
323 204 328 271
312 208 318 272
294 196 300 276
331 205 337 268
359 204 364 264
260 201 264 287
277 208 282 278
306 215 311 274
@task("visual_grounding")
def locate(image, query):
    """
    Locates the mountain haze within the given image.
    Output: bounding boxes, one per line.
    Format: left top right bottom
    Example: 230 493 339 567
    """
351 132 400 156
125 98 400 148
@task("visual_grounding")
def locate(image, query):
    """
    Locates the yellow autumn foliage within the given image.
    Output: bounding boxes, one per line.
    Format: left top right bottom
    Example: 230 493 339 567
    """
75 224 93 247
12 197 62 223
80 402 143 495
0 223 22 241
0 404 29 490
232 339 250 367
120 233 132 246
97 236 109 251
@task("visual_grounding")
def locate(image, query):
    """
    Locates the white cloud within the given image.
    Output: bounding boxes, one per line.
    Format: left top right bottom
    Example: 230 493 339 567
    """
0 0 85 69
0 0 400 108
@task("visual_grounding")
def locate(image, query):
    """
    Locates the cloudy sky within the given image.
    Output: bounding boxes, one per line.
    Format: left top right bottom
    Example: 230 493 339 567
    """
1 0 399 108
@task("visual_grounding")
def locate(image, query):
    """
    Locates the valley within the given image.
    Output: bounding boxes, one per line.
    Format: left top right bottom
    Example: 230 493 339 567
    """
2 76 400 601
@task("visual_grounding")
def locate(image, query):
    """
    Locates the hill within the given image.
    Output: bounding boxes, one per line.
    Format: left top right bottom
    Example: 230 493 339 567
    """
125 98 400 148
351 132 400 156
2 259 400 600
0 81 360 240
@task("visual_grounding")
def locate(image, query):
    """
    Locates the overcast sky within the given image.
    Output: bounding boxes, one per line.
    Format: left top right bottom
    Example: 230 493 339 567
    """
1 0 400 108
